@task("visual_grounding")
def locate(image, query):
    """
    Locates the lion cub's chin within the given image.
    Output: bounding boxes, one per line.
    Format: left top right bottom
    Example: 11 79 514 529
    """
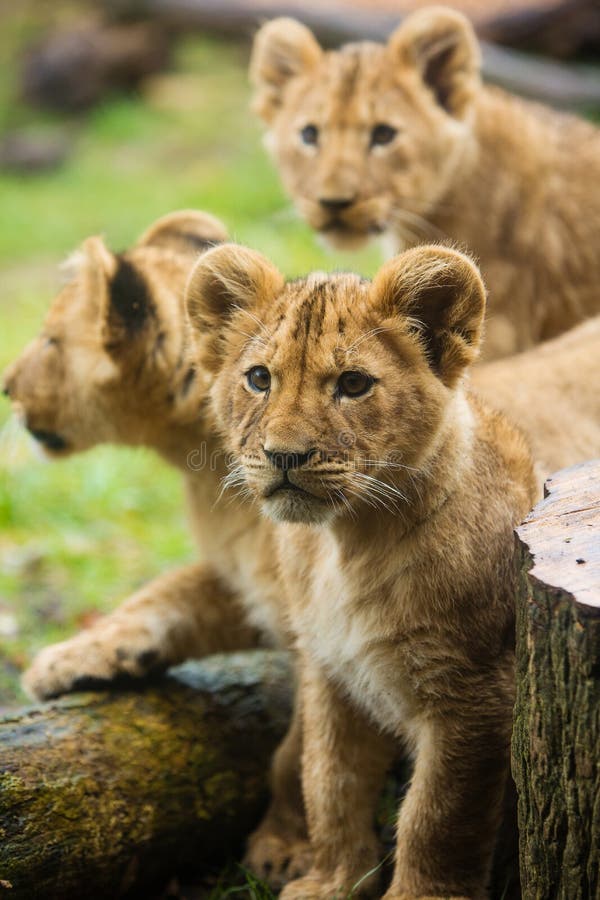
262 489 337 526
318 226 373 253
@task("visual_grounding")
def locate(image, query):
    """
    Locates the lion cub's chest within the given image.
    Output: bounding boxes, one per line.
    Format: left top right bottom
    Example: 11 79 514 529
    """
287 533 416 733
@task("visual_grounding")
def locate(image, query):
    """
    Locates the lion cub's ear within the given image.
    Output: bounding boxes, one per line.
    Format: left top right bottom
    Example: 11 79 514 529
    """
388 7 480 119
250 18 322 122
62 235 116 302
372 245 486 387
135 209 229 255
70 236 154 353
185 243 284 373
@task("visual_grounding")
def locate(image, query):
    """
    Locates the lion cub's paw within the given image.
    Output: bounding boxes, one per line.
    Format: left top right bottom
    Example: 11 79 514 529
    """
382 893 472 900
280 866 378 900
243 831 312 890
22 622 167 700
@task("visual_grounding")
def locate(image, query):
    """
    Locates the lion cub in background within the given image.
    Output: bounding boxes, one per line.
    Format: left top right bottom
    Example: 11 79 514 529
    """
186 242 537 898
250 7 600 359
4 210 286 699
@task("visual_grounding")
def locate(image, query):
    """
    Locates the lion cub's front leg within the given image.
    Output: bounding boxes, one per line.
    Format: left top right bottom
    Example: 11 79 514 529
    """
383 678 513 900
280 658 394 900
244 696 312 889
23 563 259 699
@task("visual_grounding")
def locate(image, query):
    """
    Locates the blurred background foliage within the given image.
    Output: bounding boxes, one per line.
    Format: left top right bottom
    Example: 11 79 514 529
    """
0 0 381 708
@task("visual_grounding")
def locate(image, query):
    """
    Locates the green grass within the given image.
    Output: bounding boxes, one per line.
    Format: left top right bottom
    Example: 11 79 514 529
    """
0 12 380 709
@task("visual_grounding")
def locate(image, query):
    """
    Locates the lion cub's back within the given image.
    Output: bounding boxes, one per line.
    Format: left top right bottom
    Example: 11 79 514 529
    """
471 318 600 479
470 392 538 519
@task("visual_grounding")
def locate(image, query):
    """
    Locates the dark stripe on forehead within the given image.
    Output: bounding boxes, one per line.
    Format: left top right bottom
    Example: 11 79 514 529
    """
294 292 316 381
313 284 329 338
288 282 327 383
335 48 361 106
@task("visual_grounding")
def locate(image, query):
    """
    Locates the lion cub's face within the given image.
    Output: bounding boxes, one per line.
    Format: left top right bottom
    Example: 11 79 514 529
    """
250 10 480 249
3 211 227 455
186 244 485 525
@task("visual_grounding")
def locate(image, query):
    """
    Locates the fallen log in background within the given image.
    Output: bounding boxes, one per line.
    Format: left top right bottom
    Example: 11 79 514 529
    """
481 0 600 59
0 651 292 900
512 460 600 900
102 0 600 109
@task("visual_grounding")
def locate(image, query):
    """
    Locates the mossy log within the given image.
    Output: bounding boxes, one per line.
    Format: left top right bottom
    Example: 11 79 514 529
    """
512 461 600 900
0 650 292 900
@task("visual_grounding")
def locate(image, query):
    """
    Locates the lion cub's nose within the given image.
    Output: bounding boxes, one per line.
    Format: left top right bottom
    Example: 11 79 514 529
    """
319 197 355 212
264 447 315 470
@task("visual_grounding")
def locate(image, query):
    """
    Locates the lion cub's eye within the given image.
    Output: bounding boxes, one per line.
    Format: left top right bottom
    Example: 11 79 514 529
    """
246 366 271 393
370 124 397 147
300 124 319 146
336 370 374 398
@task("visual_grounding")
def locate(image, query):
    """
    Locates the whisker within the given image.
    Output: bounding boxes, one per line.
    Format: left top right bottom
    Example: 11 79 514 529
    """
349 476 399 515
360 458 420 474
232 305 270 336
213 464 247 508
228 324 268 346
353 472 410 508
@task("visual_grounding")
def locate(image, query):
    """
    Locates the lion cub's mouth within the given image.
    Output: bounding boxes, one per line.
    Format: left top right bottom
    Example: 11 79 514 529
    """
265 472 313 498
319 220 385 251
28 428 69 453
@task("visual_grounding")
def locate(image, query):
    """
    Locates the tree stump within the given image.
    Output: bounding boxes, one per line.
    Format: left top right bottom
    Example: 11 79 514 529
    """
0 651 292 899
513 460 600 900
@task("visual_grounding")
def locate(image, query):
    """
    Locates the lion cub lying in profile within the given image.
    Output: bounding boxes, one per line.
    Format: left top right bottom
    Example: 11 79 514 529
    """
186 242 538 898
251 7 600 359
4 210 288 698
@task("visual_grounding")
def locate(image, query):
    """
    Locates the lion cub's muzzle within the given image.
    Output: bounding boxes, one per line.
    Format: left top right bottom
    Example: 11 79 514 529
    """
262 445 319 497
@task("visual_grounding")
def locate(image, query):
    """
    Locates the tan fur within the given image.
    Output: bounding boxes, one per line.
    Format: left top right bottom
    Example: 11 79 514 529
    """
5 211 291 683
4 217 600 890
3 211 310 888
250 7 600 360
471 317 600 482
186 242 538 898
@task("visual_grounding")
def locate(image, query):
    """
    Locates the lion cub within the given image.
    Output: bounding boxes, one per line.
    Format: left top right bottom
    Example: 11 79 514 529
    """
186 242 537 898
250 7 600 359
4 210 285 698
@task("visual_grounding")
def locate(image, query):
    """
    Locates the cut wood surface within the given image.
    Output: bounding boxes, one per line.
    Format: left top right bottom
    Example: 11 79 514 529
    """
102 0 600 108
512 460 600 900
0 651 292 900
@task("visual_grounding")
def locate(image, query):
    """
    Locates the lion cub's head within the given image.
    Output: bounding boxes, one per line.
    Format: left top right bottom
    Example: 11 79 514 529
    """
186 243 485 525
3 210 227 456
250 8 480 249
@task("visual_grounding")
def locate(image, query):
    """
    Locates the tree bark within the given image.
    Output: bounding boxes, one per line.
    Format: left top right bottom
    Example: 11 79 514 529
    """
0 650 292 900
512 460 600 900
